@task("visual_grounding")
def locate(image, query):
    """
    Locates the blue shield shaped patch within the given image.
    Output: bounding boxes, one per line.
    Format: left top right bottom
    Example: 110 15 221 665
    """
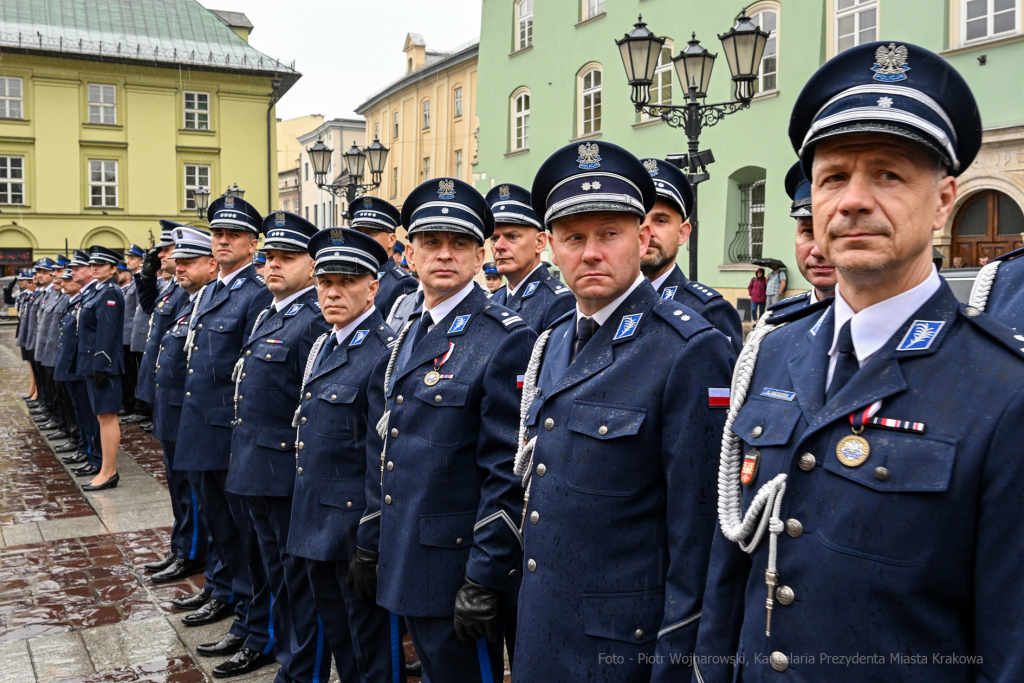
230 278 246 290
661 286 677 300
523 281 539 298
613 313 642 340
896 320 944 351
349 330 368 346
284 303 304 317
448 314 471 334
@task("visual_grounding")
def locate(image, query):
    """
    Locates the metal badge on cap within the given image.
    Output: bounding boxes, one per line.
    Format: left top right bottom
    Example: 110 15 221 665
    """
871 44 910 82
577 142 601 170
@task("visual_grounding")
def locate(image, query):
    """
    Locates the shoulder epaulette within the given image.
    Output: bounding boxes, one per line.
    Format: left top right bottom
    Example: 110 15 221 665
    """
960 305 1024 360
653 299 713 339
253 274 266 285
481 303 528 331
683 280 724 303
544 307 575 332
373 321 398 346
393 265 410 280
767 291 812 313
541 276 573 297
768 294 833 325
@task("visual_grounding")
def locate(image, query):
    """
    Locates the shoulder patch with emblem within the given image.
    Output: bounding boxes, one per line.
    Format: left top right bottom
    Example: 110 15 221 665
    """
652 300 713 340
284 303 303 317
448 314 471 334
231 277 246 290
349 330 369 346
684 280 723 303
522 281 540 298
482 304 528 331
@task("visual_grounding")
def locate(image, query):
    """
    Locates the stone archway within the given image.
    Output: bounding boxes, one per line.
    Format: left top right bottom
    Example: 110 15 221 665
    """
82 226 128 253
939 173 1024 267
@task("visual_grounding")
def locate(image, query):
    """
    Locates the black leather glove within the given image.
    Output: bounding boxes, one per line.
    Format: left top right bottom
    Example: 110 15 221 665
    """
453 576 501 644
346 547 379 602
140 247 161 279
93 371 110 389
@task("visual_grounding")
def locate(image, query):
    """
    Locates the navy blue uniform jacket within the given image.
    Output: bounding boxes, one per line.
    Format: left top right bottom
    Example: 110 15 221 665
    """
72 279 125 376
656 264 743 357
54 293 89 383
287 311 395 563
375 263 417 323
692 284 1024 683
359 286 537 617
137 281 188 406
226 289 331 497
979 246 1024 332
502 263 575 333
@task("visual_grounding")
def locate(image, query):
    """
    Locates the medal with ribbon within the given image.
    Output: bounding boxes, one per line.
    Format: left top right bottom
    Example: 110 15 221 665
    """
836 400 881 467
424 342 455 386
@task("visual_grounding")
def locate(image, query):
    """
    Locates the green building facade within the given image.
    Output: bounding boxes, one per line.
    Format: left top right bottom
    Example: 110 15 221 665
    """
473 0 1024 305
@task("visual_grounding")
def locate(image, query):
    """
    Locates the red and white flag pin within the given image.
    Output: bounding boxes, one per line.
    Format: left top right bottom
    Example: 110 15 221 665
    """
516 375 525 389
708 387 731 408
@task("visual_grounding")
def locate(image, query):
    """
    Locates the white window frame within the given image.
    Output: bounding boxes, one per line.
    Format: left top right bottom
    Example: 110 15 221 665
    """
642 41 674 120
749 6 779 96
88 84 117 125
517 0 533 50
394 112 399 139
423 157 431 181
375 121 381 139
579 65 602 137
512 88 531 150
422 100 431 130
183 91 210 130
962 0 1020 43
454 87 464 118
184 164 210 210
455 149 463 179
89 159 118 208
0 77 23 119
835 0 878 54
747 180 766 258
584 0 605 20
0 155 25 205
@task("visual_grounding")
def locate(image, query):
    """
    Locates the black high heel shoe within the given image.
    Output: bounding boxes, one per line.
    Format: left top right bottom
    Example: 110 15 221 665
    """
82 473 119 491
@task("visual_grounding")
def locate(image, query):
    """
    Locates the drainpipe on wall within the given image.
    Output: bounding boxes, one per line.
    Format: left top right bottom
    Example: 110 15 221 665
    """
267 77 283 214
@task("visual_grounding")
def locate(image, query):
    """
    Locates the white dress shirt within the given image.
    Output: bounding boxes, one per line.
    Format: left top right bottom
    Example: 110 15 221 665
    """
273 285 315 313
506 262 545 299
424 280 476 332
333 305 377 345
649 265 676 292
575 274 646 328
218 264 247 288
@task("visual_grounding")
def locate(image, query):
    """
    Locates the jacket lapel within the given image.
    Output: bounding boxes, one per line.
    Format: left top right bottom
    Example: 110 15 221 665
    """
394 287 486 384
201 264 256 317
787 306 835 421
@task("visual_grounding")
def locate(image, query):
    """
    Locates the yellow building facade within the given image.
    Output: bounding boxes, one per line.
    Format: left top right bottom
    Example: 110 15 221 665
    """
0 0 299 274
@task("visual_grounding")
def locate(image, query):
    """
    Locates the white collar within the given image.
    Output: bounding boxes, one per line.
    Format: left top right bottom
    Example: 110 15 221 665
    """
273 285 315 312
424 280 476 328
218 264 247 287
576 273 645 328
830 265 942 366
649 264 678 292
80 279 97 295
334 305 377 345
506 261 544 298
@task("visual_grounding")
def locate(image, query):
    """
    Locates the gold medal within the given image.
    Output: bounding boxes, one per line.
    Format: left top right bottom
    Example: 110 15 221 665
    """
424 370 440 386
836 428 870 467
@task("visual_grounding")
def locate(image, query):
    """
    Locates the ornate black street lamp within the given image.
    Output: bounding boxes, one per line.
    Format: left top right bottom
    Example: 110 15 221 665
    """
224 183 245 199
617 10 768 280
192 185 211 219
307 136 390 222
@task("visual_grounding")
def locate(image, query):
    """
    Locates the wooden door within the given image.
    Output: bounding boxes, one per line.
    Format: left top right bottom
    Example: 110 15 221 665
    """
952 191 1024 266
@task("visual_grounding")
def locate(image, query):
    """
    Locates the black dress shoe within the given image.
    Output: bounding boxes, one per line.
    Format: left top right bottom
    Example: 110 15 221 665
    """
55 443 79 454
123 413 149 424
62 452 88 464
29 407 48 415
144 554 178 573
82 473 119 491
182 598 233 626
46 430 68 440
406 659 423 676
74 464 101 477
151 557 206 583
172 589 213 611
38 421 61 430
197 633 244 657
212 648 276 678
140 422 153 432
32 414 52 423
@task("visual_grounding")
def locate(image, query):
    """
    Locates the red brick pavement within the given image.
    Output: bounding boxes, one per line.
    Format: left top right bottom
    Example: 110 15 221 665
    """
118 422 169 489
49 656 204 683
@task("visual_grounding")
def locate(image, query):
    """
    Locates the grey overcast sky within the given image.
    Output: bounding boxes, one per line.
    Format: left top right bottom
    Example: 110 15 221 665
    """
200 0 483 121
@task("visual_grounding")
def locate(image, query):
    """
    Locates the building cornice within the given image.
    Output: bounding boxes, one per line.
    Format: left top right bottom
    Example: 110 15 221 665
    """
354 41 478 115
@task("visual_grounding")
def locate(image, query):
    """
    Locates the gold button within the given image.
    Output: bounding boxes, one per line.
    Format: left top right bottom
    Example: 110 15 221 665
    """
298 442 304 449
752 425 763 437
536 463 546 476
434 395 442 403
785 518 803 537
874 466 890 482
297 467 304 475
305 392 311 400
456 538 463 545
387 461 393 471
391 428 398 438
396 396 404 404
346 501 353 508
280 442 287 448
331 394 337 400
527 559 536 572
530 511 539 524
770 652 788 672
246 350 251 356
185 392 190 398
777 585 795 605
798 453 816 471
544 418 554 430
265 353 272 359
635 629 645 640
598 425 608 436
385 495 392 504
301 417 307 425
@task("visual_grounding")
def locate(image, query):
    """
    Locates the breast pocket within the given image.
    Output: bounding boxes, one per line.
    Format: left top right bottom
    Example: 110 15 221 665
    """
411 381 471 447
730 395 804 493
315 384 361 439
566 401 647 496
250 341 290 390
204 318 239 358
817 429 957 566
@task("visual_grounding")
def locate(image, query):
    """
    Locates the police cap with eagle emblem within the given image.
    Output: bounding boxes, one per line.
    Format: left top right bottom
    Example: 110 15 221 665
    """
350 196 402 233
171 226 213 259
33 257 55 272
485 182 542 229
640 158 694 221
308 226 389 278
207 195 263 234
790 41 981 177
261 210 317 252
400 177 494 243
252 251 266 266
785 161 812 218
157 220 187 247
87 246 121 266
532 140 657 229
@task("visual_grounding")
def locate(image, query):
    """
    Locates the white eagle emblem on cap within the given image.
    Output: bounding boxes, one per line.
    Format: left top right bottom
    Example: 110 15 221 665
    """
176 229 183 239
872 43 910 82
275 211 286 227
438 179 456 200
329 228 345 245
498 185 511 200
224 196 235 208
643 159 659 176
577 142 601 170
363 197 373 207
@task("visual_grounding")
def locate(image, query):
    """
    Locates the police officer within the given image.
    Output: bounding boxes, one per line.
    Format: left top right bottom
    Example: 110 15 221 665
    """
349 177 535 683
174 196 274 677
116 260 140 416
484 183 575 332
767 161 837 314
350 196 418 318
287 227 404 683
226 211 332 682
639 158 744 356
252 250 267 277
507 142 733 683
26 259 56 425
393 239 406 266
36 256 72 437
970 244 1024 331
16 271 39 402
74 246 125 491
481 262 503 294
692 42 1024 682
148 228 213 586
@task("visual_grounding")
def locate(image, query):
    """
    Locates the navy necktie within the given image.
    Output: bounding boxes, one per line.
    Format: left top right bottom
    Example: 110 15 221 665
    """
826 321 859 403
571 317 598 364
211 279 225 296
314 334 339 372
410 314 430 350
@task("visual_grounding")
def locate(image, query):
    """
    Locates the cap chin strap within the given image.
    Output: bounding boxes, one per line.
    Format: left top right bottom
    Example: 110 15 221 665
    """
969 259 1001 312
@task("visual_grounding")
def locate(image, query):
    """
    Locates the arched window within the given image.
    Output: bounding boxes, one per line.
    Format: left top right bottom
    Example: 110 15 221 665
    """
952 190 1024 265
579 66 602 136
749 7 778 94
517 0 533 50
511 88 530 151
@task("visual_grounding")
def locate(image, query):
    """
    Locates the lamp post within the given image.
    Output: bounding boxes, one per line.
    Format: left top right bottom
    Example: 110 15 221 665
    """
307 136 390 223
616 10 768 280
192 185 211 219
225 183 245 199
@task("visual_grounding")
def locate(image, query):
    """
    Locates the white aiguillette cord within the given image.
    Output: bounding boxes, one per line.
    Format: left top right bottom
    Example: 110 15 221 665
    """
184 283 209 367
232 306 273 425
969 259 1001 312
513 328 552 532
717 312 790 636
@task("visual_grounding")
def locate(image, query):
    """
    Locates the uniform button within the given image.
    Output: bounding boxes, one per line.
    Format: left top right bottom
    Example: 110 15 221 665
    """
770 652 788 672
379 326 384 330
530 511 539 524
785 518 803 537
456 537 463 545
434 395 442 403
527 559 536 572
874 466 890 482
160 346 164 351
752 426 763 437
385 495 392 505
391 428 398 438
387 461 394 471
536 463 546 476
265 353 272 359
798 453 816 471
237 395 243 401
198 324 203 329
346 501 353 508
241 373 246 379
396 396 404 404
508 569 516 577
635 629 645 640
298 442 304 449
236 418 243 425
544 418 554 430
598 425 608 436
246 350 251 356
188 368 193 374
280 442 287 448
776 585 795 605
305 392 311 400
301 417 307 425
155 384 159 388
297 467 304 475
185 392 191 398
331 394 337 400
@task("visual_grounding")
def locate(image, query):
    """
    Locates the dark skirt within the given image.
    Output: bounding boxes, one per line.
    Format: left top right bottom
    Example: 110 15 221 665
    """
86 375 123 416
